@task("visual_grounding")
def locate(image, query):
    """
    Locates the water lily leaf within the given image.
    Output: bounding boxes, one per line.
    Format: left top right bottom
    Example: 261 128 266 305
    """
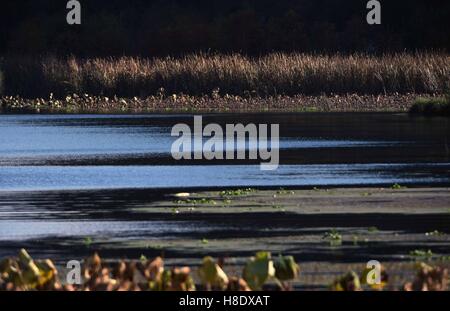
243 251 275 290
330 271 361 291
227 276 251 291
18 249 40 288
404 262 449 291
146 256 164 281
171 267 196 291
35 259 57 287
273 255 299 281
198 256 229 290
0 258 14 274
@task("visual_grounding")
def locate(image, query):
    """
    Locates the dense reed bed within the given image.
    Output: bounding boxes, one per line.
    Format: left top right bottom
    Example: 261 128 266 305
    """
1 53 449 99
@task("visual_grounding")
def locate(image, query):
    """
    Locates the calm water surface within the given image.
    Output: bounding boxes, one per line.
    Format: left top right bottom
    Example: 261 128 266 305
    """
1 113 449 190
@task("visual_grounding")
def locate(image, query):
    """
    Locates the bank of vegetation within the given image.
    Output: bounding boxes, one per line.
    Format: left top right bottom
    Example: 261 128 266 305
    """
0 53 448 113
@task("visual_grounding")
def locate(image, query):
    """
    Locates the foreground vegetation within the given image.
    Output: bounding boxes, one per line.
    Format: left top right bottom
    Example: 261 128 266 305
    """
0 249 447 291
1 53 448 99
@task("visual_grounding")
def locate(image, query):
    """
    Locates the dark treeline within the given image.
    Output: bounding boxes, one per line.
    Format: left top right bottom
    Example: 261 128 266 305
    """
0 0 449 56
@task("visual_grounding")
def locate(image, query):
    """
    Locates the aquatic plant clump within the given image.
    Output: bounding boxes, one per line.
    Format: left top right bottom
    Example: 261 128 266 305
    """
403 263 449 291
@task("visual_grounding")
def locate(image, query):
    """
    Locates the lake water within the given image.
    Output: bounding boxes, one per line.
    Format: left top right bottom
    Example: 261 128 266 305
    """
1 113 449 190
0 113 449 255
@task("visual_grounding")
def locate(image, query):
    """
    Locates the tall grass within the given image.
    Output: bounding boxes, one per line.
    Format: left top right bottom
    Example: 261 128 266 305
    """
1 53 449 98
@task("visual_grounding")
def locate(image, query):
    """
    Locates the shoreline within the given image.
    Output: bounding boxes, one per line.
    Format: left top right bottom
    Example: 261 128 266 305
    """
0 93 443 114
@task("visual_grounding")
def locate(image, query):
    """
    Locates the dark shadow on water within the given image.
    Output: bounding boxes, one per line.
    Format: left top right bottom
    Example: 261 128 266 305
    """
1 235 449 265
0 212 449 264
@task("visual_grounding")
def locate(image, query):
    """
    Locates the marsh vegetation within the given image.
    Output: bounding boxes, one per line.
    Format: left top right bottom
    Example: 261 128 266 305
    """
1 53 448 99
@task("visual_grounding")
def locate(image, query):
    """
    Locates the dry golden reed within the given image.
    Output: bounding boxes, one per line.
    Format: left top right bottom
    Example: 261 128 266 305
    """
1 53 449 98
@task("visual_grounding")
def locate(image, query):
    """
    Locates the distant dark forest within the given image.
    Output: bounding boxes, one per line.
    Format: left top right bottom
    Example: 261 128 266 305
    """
1 0 449 56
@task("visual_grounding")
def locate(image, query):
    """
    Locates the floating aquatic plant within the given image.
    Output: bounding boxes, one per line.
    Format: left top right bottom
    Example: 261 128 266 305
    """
403 262 448 291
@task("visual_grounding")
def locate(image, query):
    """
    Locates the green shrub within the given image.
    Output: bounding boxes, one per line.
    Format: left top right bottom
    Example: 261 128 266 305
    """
410 96 450 116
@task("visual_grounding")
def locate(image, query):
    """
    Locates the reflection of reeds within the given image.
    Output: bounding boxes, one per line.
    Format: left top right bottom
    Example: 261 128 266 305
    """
1 53 449 98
